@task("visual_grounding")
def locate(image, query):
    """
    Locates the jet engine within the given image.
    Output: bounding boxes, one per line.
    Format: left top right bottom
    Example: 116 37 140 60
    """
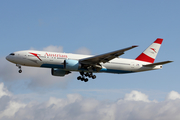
51 68 70 76
64 59 81 71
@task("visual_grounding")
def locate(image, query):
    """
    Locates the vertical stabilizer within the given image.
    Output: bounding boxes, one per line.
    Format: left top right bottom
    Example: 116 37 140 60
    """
135 38 163 63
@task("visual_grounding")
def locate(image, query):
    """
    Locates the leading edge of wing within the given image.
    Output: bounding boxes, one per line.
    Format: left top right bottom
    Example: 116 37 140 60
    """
79 45 138 65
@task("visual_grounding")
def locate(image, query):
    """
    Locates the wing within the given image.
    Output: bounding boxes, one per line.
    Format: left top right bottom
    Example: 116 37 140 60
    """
79 45 138 65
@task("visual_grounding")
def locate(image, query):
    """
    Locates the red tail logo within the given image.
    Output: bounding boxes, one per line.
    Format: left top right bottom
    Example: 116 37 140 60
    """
150 48 157 53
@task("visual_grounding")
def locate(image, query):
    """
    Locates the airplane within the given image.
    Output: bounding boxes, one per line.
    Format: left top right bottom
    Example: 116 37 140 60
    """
6 38 173 82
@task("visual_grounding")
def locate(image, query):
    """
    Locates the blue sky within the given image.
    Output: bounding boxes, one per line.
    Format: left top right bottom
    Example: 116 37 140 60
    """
0 0 180 119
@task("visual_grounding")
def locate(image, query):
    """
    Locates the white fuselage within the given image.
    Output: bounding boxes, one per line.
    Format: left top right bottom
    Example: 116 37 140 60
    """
6 50 162 74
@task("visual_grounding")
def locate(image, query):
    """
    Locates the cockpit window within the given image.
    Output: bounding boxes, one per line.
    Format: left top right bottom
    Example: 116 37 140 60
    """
9 53 15 56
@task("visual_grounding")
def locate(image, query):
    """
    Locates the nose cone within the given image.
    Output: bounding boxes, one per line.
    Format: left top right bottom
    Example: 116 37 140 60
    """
6 55 10 61
6 53 15 62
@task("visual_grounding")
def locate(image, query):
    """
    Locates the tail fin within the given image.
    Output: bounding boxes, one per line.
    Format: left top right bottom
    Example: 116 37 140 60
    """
135 38 163 63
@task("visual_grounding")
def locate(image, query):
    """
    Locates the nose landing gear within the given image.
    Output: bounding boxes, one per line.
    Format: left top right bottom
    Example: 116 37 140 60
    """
16 64 22 73
77 71 96 82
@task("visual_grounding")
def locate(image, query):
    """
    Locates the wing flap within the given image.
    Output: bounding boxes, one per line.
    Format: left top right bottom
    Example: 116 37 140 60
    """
143 61 173 67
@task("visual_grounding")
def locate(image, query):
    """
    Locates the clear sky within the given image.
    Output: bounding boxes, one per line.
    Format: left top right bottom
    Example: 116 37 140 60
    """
0 0 180 119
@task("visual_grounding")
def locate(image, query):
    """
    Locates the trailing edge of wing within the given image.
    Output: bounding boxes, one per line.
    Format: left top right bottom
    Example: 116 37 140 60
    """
143 61 173 67
80 45 138 65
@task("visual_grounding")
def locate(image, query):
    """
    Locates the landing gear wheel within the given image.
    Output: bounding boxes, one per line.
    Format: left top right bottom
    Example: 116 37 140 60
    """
81 77 84 81
78 71 96 82
84 78 88 82
92 75 96 79
16 64 22 73
77 76 81 80
19 70 22 73
85 73 89 77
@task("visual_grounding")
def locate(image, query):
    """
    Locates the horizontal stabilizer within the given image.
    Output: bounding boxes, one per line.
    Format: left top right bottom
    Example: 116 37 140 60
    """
143 61 173 67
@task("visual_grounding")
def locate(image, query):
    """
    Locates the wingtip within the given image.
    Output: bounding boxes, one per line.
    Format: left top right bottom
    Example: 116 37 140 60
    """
132 45 138 48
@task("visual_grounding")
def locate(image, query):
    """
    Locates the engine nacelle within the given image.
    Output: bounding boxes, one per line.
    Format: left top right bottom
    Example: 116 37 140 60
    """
64 59 81 71
51 68 70 76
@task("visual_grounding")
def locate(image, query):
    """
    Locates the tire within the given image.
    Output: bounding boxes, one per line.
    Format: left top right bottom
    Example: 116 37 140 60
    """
81 77 84 81
92 75 96 79
77 76 81 80
19 70 22 73
84 78 88 82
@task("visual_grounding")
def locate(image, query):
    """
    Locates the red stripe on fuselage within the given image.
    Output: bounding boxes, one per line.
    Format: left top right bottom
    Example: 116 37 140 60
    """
29 52 42 61
135 53 155 63
154 38 163 44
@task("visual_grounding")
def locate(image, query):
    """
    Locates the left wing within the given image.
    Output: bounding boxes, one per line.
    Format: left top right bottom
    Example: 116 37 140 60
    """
79 45 138 65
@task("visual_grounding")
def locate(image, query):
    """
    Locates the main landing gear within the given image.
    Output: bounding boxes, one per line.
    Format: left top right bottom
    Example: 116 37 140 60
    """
77 71 96 82
16 64 22 73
